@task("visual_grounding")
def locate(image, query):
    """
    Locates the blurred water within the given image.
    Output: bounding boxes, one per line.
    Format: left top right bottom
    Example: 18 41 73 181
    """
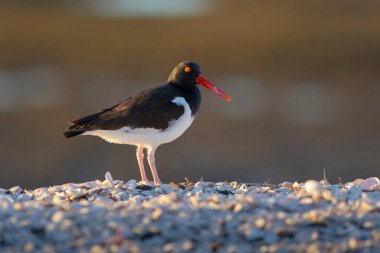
0 67 64 112
0 68 340 124
215 76 268 120
213 76 335 126
81 0 216 17
279 83 334 126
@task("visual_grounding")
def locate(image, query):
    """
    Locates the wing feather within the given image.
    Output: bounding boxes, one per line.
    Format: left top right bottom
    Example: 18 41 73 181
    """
63 85 184 138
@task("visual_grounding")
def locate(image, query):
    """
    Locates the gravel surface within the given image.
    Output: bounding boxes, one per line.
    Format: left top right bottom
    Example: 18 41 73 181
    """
1 173 379 253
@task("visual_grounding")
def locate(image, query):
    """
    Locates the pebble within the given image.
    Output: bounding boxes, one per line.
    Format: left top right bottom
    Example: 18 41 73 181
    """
293 181 301 190
194 181 214 188
51 211 65 223
281 181 293 188
0 173 378 252
160 184 176 193
254 218 266 228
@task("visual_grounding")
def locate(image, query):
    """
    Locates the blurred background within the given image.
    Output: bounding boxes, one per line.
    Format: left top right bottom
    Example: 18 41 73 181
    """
0 0 379 188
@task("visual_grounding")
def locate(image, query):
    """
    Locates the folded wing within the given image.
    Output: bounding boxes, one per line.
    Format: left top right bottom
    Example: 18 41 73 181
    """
63 85 184 138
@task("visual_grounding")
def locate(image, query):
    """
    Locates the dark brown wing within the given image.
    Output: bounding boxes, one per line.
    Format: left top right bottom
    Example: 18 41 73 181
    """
63 85 185 138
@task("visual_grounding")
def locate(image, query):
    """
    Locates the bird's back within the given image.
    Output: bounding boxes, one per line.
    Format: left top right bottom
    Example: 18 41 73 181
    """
63 84 200 138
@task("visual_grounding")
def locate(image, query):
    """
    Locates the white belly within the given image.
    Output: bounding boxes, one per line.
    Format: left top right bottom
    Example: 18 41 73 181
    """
83 97 194 148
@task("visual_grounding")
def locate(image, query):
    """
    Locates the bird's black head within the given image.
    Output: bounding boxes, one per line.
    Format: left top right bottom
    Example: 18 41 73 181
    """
168 61 231 101
167 61 201 86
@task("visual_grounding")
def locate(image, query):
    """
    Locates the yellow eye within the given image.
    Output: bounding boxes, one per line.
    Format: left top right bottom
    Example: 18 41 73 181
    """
184 66 191 73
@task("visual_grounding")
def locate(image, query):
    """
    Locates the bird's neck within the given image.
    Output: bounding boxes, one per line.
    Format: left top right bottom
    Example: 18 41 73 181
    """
169 82 201 116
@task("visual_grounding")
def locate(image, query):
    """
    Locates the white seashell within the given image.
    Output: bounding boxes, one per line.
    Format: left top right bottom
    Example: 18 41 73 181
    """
194 181 215 188
114 180 122 185
358 177 380 191
281 182 293 188
34 191 50 201
9 186 22 194
105 171 115 187
235 187 248 194
191 186 203 194
88 187 103 195
160 184 175 193
16 194 32 202
319 180 330 186
239 184 248 192
126 180 137 190
292 181 300 189
66 188 86 200
304 180 322 199
352 179 364 185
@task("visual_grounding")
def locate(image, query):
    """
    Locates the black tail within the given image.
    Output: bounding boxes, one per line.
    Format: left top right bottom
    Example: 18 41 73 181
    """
63 123 86 138
62 111 104 138
63 102 121 138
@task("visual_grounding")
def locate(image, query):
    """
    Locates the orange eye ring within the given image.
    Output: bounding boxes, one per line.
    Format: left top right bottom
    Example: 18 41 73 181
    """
184 66 191 73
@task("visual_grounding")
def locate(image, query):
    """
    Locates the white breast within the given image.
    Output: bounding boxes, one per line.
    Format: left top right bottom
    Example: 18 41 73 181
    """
83 97 194 149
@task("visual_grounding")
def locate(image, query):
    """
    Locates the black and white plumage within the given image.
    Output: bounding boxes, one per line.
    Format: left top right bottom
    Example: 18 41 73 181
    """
63 61 230 185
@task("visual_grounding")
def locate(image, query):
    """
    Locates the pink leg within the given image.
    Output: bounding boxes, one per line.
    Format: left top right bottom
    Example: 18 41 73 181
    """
136 146 149 182
147 147 162 185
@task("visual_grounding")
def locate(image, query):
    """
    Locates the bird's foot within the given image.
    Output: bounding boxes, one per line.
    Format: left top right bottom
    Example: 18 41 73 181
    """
140 180 155 186
153 180 163 186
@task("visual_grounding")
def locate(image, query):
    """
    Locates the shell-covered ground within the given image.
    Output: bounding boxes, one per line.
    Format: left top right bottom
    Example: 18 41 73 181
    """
1 173 379 253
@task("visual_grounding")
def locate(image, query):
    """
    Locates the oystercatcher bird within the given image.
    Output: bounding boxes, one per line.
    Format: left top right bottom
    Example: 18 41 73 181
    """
63 61 230 185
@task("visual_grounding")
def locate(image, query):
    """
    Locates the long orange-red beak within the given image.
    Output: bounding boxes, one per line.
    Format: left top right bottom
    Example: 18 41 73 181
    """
196 76 231 102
